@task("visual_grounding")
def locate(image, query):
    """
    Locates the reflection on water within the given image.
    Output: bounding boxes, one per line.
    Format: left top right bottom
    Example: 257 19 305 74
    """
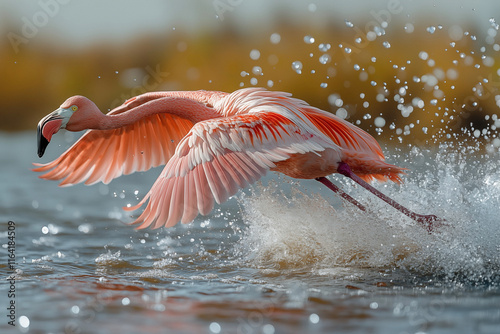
1 131 500 334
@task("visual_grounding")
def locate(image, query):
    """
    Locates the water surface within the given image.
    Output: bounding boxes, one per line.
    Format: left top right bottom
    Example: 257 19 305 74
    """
1 131 499 334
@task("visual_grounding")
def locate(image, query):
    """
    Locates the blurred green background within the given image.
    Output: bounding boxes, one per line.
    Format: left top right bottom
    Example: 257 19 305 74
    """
1 0 500 146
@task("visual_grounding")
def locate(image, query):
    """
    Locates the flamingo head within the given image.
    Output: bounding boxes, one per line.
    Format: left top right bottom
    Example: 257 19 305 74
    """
37 95 99 157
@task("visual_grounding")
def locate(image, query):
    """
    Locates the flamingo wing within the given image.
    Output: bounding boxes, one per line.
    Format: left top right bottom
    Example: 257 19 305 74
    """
302 108 384 159
302 108 404 183
32 112 194 186
126 112 327 229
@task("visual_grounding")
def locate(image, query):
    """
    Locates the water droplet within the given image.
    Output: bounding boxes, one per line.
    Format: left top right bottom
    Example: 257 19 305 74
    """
412 97 425 108
355 37 362 44
291 61 303 74
249 49 260 60
304 35 315 44
404 23 414 33
319 54 331 64
209 322 221 333
318 43 331 52
353 64 360 71
374 117 385 128
374 26 385 36
345 20 354 28
19 316 30 329
320 82 328 88
309 313 320 324
344 47 352 54
270 33 281 44
490 17 499 30
382 41 391 48
427 26 436 34
252 66 263 75
371 81 377 86
401 105 414 117
240 71 249 77
336 108 348 119
328 94 342 106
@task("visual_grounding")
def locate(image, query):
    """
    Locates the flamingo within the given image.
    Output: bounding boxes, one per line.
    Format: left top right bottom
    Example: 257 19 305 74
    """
34 88 442 231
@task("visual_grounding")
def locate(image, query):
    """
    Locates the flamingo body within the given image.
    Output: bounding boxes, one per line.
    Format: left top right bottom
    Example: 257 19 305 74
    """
34 88 408 229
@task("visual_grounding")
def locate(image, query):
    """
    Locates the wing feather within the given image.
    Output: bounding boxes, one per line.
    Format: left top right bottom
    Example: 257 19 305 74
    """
128 112 329 229
33 113 195 185
303 108 385 159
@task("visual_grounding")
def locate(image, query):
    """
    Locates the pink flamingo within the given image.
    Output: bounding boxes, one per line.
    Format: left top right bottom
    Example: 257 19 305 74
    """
34 88 442 231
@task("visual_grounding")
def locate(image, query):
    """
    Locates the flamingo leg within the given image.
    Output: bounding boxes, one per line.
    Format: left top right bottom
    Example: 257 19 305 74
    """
315 177 367 211
336 162 443 232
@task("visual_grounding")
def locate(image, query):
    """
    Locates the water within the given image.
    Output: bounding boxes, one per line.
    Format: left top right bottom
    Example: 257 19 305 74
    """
1 131 500 334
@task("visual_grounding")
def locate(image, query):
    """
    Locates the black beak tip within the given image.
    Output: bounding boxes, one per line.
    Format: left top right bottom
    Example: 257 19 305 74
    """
37 125 49 158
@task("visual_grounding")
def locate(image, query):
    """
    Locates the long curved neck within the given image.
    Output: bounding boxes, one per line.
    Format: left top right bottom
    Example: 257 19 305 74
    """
95 95 223 130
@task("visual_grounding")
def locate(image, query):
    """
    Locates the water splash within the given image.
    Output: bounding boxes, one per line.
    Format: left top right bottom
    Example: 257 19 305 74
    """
235 148 500 284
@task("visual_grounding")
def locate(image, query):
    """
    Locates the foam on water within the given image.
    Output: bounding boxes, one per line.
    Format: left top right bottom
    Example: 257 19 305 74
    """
235 146 500 284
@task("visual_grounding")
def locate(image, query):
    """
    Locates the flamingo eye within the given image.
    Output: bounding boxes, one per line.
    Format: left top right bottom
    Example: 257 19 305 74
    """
71 105 78 111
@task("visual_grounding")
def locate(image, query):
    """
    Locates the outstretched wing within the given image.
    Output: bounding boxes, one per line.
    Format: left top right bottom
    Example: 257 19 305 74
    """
302 108 385 159
126 112 327 229
302 108 404 183
32 113 194 186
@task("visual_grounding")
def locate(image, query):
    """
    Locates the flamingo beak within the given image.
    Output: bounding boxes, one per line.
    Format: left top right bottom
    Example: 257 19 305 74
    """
37 111 63 158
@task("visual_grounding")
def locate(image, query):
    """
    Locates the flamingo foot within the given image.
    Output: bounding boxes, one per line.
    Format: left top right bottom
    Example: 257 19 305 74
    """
410 213 449 233
336 162 445 233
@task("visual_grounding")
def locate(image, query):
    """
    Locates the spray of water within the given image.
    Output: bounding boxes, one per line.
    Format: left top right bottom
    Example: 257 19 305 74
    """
234 147 500 284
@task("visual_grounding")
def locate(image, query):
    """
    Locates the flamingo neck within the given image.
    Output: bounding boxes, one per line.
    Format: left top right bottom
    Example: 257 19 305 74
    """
96 96 221 130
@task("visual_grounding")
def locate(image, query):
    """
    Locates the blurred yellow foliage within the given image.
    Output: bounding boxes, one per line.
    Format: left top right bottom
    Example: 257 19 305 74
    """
1 19 499 145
